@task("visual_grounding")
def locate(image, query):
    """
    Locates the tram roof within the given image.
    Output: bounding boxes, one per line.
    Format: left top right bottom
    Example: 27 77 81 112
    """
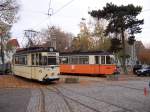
60 51 113 56
15 47 57 54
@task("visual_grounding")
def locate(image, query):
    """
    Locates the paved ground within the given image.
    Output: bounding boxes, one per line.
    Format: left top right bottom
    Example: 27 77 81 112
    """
0 88 31 112
0 75 150 112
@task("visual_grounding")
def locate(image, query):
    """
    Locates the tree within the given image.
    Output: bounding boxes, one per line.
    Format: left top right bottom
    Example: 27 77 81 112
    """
138 49 150 64
89 3 144 74
0 0 19 25
0 0 19 64
42 26 73 52
71 19 93 52
92 19 111 51
23 29 40 48
24 26 73 52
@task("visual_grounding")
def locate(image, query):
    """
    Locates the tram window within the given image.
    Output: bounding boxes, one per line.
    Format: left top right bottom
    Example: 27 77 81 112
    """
101 56 105 64
41 56 47 65
39 53 42 65
70 56 78 64
15 56 19 64
15 55 27 65
32 54 35 65
79 56 89 64
36 53 39 65
60 57 68 64
95 56 99 64
48 56 57 65
106 56 111 64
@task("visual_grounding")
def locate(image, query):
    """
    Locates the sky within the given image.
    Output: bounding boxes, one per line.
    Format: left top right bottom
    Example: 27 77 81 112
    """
11 0 150 47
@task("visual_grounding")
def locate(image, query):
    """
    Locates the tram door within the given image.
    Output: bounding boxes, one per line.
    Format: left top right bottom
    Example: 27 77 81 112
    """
31 54 36 79
94 56 100 74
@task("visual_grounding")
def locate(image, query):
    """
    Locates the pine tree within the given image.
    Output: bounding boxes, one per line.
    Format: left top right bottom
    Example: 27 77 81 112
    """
89 3 144 74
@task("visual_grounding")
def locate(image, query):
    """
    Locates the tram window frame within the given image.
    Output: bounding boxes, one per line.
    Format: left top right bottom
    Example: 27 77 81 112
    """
47 56 57 65
41 56 47 65
79 56 89 64
15 56 19 64
15 55 27 65
101 56 105 64
31 54 35 65
39 53 42 65
36 53 39 65
95 56 99 64
106 56 111 64
70 56 79 64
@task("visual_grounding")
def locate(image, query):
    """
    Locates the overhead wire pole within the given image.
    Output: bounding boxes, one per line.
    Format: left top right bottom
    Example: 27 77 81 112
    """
47 0 76 49
20 0 76 49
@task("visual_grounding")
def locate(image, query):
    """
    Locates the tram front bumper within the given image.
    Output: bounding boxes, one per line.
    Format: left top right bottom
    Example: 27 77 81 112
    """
43 77 60 82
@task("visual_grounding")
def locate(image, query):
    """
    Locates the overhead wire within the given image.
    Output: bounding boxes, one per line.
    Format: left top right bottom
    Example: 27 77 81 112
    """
51 0 76 16
17 0 150 39
30 0 76 30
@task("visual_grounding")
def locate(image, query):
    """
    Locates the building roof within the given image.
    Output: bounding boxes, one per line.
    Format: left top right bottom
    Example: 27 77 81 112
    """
7 39 20 48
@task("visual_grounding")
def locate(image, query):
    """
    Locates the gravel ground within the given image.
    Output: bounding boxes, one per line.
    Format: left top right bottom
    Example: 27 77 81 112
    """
0 75 150 112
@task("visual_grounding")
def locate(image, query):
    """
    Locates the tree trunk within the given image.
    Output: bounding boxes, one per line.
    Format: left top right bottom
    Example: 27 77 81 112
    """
121 29 128 74
0 35 5 74
1 36 4 64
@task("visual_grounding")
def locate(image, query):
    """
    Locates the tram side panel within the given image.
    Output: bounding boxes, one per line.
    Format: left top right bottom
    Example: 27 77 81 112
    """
60 54 116 75
99 64 116 75
12 54 32 79
60 64 116 75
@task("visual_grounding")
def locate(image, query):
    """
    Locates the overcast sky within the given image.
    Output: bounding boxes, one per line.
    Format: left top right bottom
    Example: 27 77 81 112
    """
11 0 150 47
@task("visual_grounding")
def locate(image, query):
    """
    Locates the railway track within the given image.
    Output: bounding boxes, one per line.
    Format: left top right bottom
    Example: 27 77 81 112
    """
55 85 136 112
46 86 103 112
39 88 45 112
46 85 132 112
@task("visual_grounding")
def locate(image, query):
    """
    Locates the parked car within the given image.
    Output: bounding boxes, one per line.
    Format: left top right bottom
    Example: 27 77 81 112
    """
133 64 142 74
136 66 150 76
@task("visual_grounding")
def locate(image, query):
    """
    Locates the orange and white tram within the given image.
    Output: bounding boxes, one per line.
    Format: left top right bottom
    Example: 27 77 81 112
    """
12 47 60 82
59 51 116 76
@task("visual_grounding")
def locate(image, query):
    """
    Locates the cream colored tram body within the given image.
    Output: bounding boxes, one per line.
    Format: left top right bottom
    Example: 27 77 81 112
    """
12 47 59 82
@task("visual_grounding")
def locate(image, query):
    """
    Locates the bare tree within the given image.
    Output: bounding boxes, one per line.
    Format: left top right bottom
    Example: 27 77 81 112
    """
24 29 40 47
0 0 19 65
40 26 73 52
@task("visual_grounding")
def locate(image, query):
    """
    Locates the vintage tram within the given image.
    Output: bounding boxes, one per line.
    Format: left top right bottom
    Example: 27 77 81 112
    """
12 47 60 82
59 51 116 76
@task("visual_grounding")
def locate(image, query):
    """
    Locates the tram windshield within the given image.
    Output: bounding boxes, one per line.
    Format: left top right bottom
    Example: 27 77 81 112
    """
47 56 58 65
41 56 58 65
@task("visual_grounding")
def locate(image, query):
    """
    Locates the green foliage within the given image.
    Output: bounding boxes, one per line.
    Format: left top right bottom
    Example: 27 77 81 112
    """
128 35 135 45
90 3 144 36
89 3 144 74
109 38 122 53
71 19 111 52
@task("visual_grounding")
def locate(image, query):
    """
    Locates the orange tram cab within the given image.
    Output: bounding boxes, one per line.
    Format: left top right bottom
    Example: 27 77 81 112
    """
59 51 116 76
